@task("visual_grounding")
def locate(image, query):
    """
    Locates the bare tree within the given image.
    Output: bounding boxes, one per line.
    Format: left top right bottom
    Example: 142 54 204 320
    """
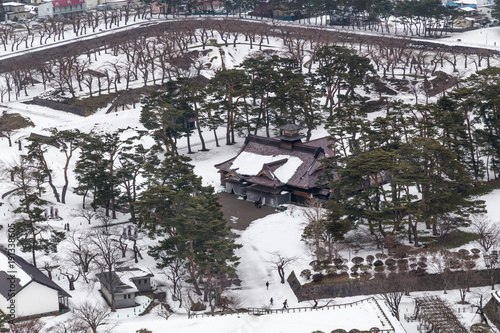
428 251 453 294
268 252 298 284
376 275 404 320
74 208 96 225
9 319 45 333
472 214 500 254
46 317 87 333
92 230 124 311
74 300 114 333
164 257 187 307
301 198 329 262
67 230 98 283
470 288 492 325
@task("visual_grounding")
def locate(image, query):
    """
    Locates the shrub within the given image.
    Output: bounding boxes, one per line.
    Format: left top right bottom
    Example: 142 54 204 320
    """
311 331 325 333
359 265 371 272
375 253 387 260
470 323 491 333
191 301 206 311
374 266 385 273
350 266 359 274
331 330 347 333
360 271 372 279
373 260 384 267
137 330 153 333
300 269 312 280
369 328 381 333
312 273 324 283
366 255 375 265
326 266 336 275
352 257 364 265
348 329 361 333
338 265 349 273
458 249 470 258
417 262 427 269
309 260 320 269
333 258 344 267
397 259 408 272
471 248 481 255
385 258 396 267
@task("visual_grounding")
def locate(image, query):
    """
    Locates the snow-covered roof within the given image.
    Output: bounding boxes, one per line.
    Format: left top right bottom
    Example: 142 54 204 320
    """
96 271 138 294
0 248 71 300
215 134 338 190
2 2 25 6
231 152 302 184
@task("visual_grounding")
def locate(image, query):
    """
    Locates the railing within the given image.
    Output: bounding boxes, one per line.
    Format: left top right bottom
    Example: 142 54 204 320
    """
188 297 396 332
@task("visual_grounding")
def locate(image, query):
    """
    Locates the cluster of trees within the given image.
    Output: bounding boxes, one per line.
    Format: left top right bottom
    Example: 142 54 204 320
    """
3 119 240 313
1 18 495 105
0 3 151 52
140 46 373 152
314 66 500 252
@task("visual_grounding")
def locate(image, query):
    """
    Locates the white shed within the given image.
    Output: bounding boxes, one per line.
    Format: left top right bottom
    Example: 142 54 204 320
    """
0 248 70 319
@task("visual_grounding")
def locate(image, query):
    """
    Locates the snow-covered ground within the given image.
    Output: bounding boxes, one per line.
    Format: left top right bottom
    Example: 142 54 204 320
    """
1 19 500 333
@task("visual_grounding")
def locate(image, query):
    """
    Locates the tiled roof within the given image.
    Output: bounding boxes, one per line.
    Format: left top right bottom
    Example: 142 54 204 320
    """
0 248 71 299
215 134 338 190
95 272 138 294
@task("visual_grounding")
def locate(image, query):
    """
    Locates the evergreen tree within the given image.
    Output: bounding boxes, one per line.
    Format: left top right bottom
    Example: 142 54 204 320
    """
10 156 64 268
136 153 240 297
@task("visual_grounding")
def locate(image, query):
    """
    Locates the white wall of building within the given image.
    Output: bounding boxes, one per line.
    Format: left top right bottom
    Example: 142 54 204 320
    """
38 2 53 17
15 282 59 317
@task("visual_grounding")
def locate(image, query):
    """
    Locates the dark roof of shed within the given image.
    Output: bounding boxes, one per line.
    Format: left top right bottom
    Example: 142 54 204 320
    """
95 272 137 294
0 247 71 299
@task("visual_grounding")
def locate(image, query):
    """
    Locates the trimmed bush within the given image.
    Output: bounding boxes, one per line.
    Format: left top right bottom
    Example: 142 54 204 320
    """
359 265 371 272
385 258 396 267
375 253 387 260
470 323 491 333
374 266 385 273
326 266 337 275
471 248 481 255
331 330 347 333
300 269 312 280
333 258 344 267
366 255 375 265
373 260 384 267
191 301 206 311
352 257 364 265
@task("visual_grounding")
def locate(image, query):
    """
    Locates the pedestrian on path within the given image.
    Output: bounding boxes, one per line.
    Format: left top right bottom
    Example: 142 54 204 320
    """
283 299 288 309
270 297 273 306
266 281 269 290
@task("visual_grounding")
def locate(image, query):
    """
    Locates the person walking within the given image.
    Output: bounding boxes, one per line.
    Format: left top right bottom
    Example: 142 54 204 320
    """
270 297 274 306
283 299 288 309
266 281 269 290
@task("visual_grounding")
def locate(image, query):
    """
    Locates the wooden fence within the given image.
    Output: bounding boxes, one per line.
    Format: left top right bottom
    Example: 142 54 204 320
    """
188 297 396 332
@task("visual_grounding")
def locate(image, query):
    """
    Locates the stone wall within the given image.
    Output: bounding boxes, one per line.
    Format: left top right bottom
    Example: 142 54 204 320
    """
289 269 499 302
28 98 84 116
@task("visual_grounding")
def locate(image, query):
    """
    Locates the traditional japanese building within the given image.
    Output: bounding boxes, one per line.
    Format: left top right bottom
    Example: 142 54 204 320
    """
0 248 70 318
215 124 338 206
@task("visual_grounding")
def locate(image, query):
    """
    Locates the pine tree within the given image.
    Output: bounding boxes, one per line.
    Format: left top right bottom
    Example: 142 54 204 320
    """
137 153 240 297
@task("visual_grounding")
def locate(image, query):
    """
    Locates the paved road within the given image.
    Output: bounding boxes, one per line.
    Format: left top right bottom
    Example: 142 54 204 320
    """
217 192 276 236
